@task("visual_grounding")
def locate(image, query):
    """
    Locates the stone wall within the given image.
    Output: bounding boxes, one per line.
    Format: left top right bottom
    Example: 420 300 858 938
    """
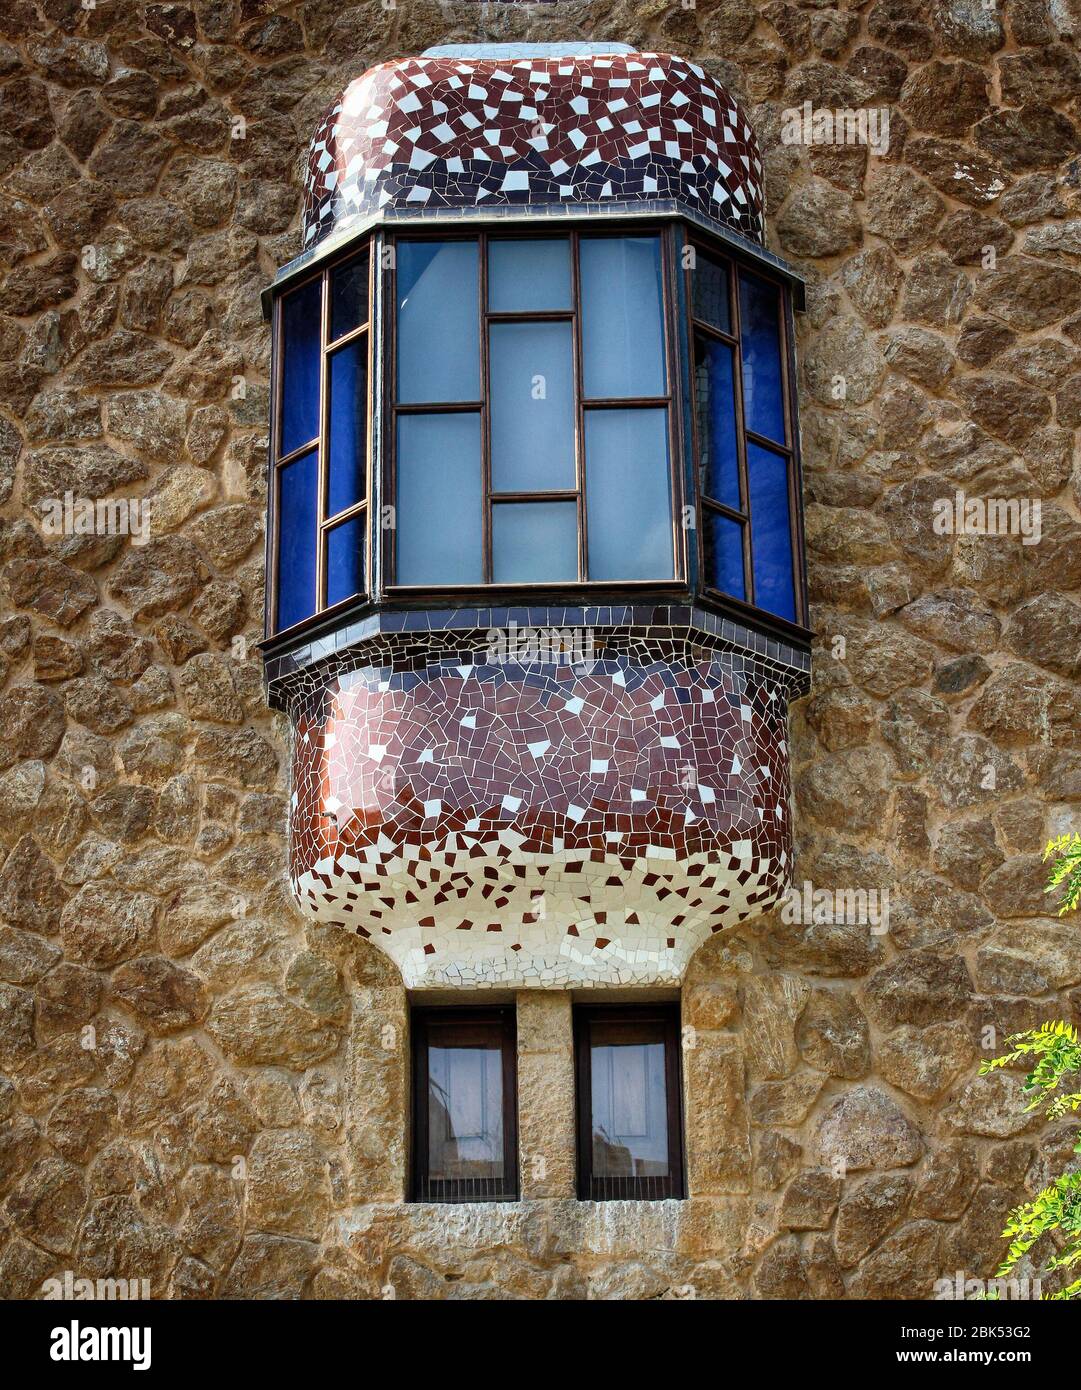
0 0 1079 1300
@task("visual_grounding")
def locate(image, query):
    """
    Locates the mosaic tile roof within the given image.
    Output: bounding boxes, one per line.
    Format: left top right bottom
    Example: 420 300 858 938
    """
281 613 804 988
302 43 765 249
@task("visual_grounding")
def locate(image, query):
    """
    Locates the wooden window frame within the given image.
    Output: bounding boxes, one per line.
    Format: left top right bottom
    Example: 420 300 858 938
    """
268 239 374 636
411 1006 519 1204
385 225 686 593
685 234 807 627
574 1003 685 1202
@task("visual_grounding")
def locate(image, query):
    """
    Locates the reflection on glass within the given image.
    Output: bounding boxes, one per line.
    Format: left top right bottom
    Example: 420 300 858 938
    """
327 339 366 517
589 1027 669 1179
397 413 482 585
490 321 575 491
702 509 745 601
492 501 577 583
428 1040 503 1182
280 278 321 457
326 514 364 608
330 252 368 341
694 335 740 511
276 448 318 630
738 271 785 444
397 240 479 404
585 408 673 581
580 236 665 398
488 238 572 312
691 249 730 334
748 441 795 622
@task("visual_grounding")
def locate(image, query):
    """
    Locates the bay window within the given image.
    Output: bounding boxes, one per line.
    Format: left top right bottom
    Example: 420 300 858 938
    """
266 222 805 639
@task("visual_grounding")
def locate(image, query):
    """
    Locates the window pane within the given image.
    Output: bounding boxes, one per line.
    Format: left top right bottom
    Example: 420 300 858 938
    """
489 238 571 312
276 448 318 630
589 1025 670 1179
748 441 796 622
279 277 321 457
397 413 482 585
327 338 366 517
428 1039 504 1182
580 236 665 399
691 248 730 334
397 240 479 404
330 252 368 341
493 501 577 583
694 336 740 511
585 408 673 581
326 513 364 608
738 271 786 444
490 321 575 492
702 508 745 601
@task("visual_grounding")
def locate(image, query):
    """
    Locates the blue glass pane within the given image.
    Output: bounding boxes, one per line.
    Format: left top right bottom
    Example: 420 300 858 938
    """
585 409 673 581
276 448 318 630
489 239 571 312
695 335 740 510
280 277 321 457
691 249 730 334
327 513 365 607
738 272 786 444
702 509 745 600
330 252 368 341
397 413 482 585
490 322 575 492
493 502 578 583
580 236 665 399
748 442 796 621
397 241 479 404
327 338 366 517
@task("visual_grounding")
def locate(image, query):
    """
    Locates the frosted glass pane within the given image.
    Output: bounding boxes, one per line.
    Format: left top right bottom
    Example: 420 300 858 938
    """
397 413 482 585
702 509 745 600
580 236 665 399
276 448 318 630
327 514 364 608
490 322 575 491
739 271 786 444
327 338 366 517
330 252 368 341
694 335 740 511
748 442 795 621
279 278 320 457
397 241 479 403
488 239 571 312
585 409 673 581
493 502 577 583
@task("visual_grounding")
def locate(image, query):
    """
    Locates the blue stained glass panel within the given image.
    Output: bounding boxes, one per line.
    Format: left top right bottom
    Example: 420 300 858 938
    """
701 509 745 601
748 441 796 621
280 277 321 457
694 335 740 511
327 514 365 608
738 272 786 444
276 448 318 631
327 339 366 517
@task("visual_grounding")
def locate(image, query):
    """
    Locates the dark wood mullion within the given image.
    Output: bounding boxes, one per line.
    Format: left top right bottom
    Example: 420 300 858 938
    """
489 489 578 503
267 291 283 635
320 498 367 531
689 314 739 350
570 228 587 583
315 265 330 613
487 310 573 323
745 426 792 457
728 254 755 608
479 232 492 584
274 437 320 470
325 317 370 353
702 497 745 525
392 400 483 415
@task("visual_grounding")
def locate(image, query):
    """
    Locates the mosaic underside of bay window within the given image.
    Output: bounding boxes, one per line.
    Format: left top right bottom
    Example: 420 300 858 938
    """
302 50 765 249
282 624 804 987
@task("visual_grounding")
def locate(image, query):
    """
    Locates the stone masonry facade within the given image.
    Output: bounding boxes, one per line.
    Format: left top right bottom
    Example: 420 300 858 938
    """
0 0 1080 1300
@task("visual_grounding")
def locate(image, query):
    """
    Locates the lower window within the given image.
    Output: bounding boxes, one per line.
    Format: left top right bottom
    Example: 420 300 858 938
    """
411 1007 518 1203
574 1004 685 1201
